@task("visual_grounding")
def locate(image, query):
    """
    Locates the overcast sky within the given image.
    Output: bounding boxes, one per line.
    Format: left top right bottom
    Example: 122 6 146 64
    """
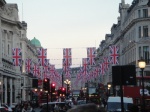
6 0 132 68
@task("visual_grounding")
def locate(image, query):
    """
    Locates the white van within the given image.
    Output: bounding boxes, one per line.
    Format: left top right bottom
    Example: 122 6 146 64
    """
107 96 133 112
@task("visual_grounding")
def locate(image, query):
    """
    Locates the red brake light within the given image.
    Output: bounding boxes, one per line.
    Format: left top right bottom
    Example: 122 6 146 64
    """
5 108 8 111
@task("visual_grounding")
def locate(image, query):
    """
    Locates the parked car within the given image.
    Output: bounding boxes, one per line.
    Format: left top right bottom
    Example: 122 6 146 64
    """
0 106 8 112
2 104 13 112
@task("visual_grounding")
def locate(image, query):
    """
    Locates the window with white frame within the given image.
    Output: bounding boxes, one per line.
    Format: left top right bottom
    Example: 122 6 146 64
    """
143 46 149 63
143 9 148 18
138 26 141 38
143 26 148 37
138 10 141 18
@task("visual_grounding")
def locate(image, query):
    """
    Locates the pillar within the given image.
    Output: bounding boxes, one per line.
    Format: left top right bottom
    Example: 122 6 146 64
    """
9 79 12 106
4 77 7 104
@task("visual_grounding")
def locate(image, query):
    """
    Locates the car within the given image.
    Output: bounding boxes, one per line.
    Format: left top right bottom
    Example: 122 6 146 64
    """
0 106 8 112
107 96 133 112
2 104 13 112
41 102 66 111
77 100 86 105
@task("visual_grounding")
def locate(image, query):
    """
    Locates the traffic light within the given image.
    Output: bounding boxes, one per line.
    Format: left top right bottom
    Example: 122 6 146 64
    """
61 87 66 95
51 83 55 93
43 78 50 92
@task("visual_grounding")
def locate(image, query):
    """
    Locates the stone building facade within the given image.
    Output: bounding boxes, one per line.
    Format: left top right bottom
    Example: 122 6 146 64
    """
96 0 150 91
0 1 40 106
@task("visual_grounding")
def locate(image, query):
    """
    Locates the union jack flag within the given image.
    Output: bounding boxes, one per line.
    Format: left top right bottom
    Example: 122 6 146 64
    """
62 58 71 73
65 67 71 79
99 62 105 75
87 47 96 65
25 59 32 73
94 66 100 78
12 48 22 66
33 63 40 77
45 59 50 66
63 58 72 67
38 67 42 79
82 58 89 76
103 57 109 71
109 45 119 65
38 48 47 66
43 65 49 76
89 71 94 79
63 48 72 66
76 66 83 80
77 72 81 80
50 65 55 78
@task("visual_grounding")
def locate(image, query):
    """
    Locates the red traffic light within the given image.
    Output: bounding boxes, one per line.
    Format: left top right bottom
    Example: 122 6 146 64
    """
52 83 55 87
44 78 47 82
62 87 65 91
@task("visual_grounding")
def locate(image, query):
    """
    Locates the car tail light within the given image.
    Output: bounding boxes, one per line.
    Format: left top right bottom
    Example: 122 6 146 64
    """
5 108 8 111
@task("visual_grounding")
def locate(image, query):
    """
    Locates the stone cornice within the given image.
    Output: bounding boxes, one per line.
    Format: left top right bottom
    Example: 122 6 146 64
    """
1 16 25 29
121 17 150 37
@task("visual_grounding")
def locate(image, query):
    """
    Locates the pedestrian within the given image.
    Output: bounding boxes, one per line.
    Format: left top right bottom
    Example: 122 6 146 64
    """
54 103 59 112
15 104 22 112
22 105 28 112
102 98 107 108
59 106 66 112
30 106 35 112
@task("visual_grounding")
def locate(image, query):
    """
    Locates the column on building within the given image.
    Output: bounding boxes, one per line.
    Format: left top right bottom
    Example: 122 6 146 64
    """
9 79 12 106
4 77 7 104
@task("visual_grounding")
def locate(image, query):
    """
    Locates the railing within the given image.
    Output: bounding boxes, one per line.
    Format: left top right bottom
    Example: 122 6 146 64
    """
2 53 16 71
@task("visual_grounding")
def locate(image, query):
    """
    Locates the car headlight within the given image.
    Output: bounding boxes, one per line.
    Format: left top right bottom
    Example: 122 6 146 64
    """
97 105 100 108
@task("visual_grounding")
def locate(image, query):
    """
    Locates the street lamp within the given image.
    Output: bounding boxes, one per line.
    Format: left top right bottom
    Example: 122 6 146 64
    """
64 79 71 94
107 83 111 96
138 58 146 112
82 87 87 98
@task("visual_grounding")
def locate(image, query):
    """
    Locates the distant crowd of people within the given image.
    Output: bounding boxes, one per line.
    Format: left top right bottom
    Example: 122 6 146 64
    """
13 97 108 112
14 101 35 112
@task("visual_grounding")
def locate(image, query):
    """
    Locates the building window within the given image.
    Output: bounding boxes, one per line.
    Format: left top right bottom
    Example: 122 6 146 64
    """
2 43 4 54
143 9 148 18
8 44 9 55
138 26 141 38
143 26 148 37
143 46 149 64
138 10 141 18
139 47 141 58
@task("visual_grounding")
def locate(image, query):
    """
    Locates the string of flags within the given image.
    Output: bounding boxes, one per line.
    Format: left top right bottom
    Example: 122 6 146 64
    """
12 45 119 86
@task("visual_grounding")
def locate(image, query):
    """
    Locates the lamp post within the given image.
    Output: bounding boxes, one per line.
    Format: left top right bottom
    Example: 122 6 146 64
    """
82 87 87 98
64 79 71 95
107 83 111 96
138 58 146 112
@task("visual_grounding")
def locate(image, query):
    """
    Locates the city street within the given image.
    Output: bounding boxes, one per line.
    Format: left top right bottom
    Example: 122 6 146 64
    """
1 0 150 112
34 107 41 112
